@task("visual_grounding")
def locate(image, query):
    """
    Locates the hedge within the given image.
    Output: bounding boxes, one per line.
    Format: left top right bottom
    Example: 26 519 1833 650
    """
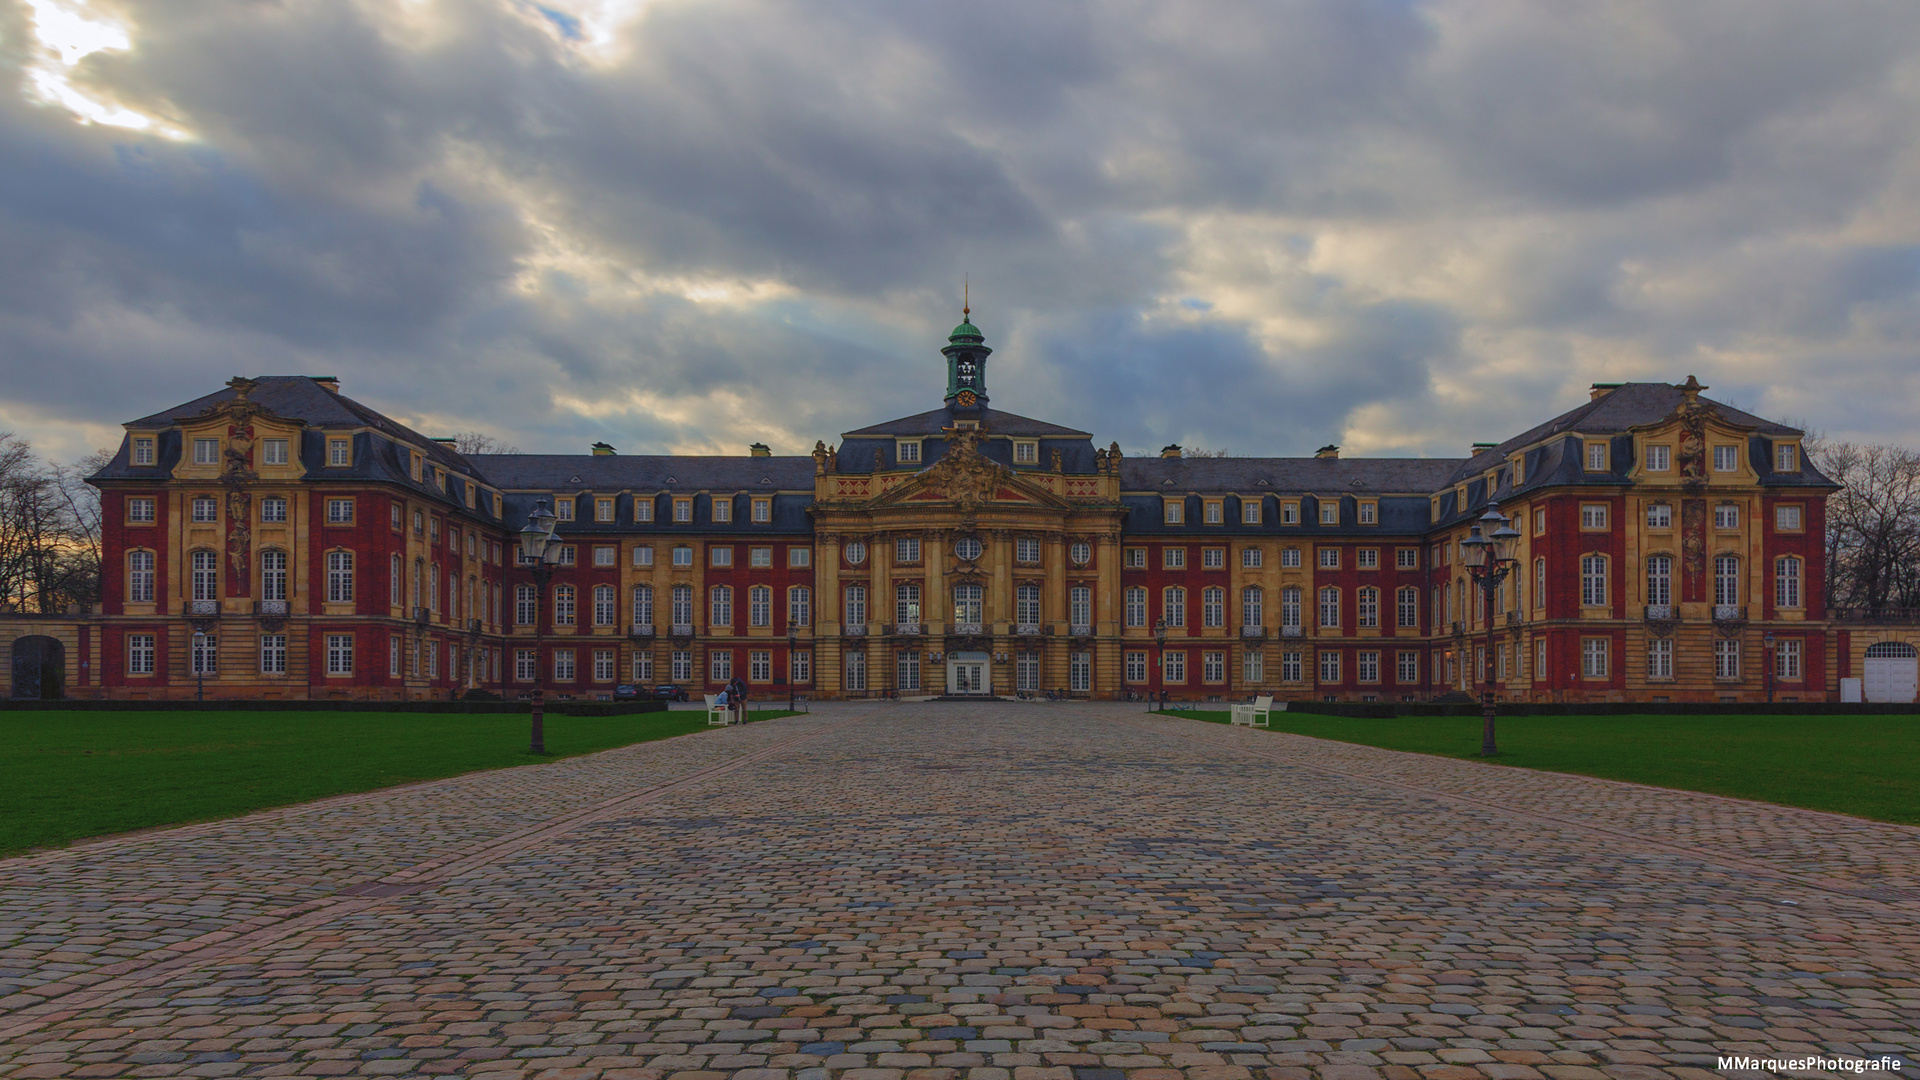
0 699 668 715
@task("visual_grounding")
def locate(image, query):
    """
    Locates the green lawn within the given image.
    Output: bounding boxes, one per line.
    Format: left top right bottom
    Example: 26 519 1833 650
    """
1165 709 1920 826
0 708 798 857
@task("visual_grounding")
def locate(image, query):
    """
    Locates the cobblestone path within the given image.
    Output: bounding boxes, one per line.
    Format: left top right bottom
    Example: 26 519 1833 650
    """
2 703 1916 1080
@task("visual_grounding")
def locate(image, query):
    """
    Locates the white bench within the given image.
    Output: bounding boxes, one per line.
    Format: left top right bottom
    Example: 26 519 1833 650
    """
1230 695 1277 727
705 694 733 725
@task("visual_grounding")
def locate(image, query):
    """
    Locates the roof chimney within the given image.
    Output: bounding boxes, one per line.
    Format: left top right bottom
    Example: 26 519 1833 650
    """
1160 444 1183 459
1589 382 1622 401
591 442 616 456
1471 441 1499 456
1315 444 1340 460
430 437 457 450
749 442 771 458
309 375 340 393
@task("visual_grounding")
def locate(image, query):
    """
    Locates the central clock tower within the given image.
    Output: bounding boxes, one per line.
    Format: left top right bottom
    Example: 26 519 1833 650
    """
942 306 991 414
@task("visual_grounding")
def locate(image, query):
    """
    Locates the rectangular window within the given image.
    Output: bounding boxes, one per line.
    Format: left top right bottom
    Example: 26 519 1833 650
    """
673 498 693 523
1715 503 1739 530
1164 651 1186 683
328 438 351 466
1776 557 1802 608
672 650 692 681
712 498 732 523
1713 445 1739 472
1580 554 1608 607
390 637 401 677
326 634 353 675
1647 503 1672 529
1318 650 1340 684
1396 650 1418 684
632 651 654 682
633 545 654 567
554 499 574 522
555 649 577 682
1580 504 1607 530
1016 538 1040 564
1357 548 1378 569
1777 639 1802 680
898 650 921 691
1163 547 1186 569
556 545 576 566
788 587 812 627
1204 500 1223 525
1318 547 1339 569
127 497 156 523
751 498 772 524
1586 442 1608 471
127 634 155 675
1775 505 1803 531
515 649 536 682
1647 638 1673 679
1320 501 1338 525
1125 651 1148 682
1069 651 1091 693
1581 638 1609 679
593 649 615 682
1358 501 1377 525
1125 548 1146 569
1242 649 1263 683
897 440 921 463
1201 650 1224 683
1014 440 1038 464
132 437 155 465
257 497 286 524
1714 639 1740 680
711 547 733 567
1281 548 1301 568
1125 586 1147 628
896 537 921 563
1202 548 1224 569
1281 650 1303 682
261 438 289 466
192 497 218 523
190 633 218 675
1397 587 1418 628
595 497 615 522
591 545 616 567
1280 501 1299 525
192 437 219 465
791 650 811 683
1646 445 1670 471
789 547 811 567
1242 547 1262 568
1357 650 1380 683
1776 444 1798 472
1163 587 1186 627
326 498 354 524
1396 548 1418 570
843 650 865 691
1164 501 1184 524
1242 500 1261 524
634 497 654 522
252 633 283 675
672 546 693 567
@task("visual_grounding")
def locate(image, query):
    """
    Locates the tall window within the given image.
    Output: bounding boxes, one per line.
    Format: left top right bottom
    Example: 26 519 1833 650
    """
632 585 654 625
1125 586 1147 628
594 585 616 626
898 651 921 691
1357 650 1380 683
1125 651 1147 682
1070 585 1092 627
191 550 218 601
1777 639 1803 679
896 536 921 563
1714 554 1740 607
671 584 694 625
1016 538 1041 564
671 649 692 680
1397 586 1418 629
1318 586 1340 628
1281 651 1303 682
594 649 616 682
326 634 353 675
844 650 866 691
516 584 536 625
844 585 868 627
1396 650 1418 683
1580 555 1607 607
1241 586 1263 629
1201 586 1224 628
749 585 771 627
1534 557 1546 608
1635 555 1669 609
1244 649 1264 683
1281 586 1302 629
556 649 577 681
788 586 811 627
128 550 155 602
554 585 576 626
953 584 983 624
1165 651 1187 682
1357 587 1379 628
1715 639 1740 679
710 584 733 626
1775 557 1801 608
1202 650 1225 683
128 634 155 674
326 551 354 603
1016 651 1040 692
1318 650 1340 684
260 634 287 674
1581 638 1609 678
1016 584 1041 624
1647 638 1672 679
632 651 654 682
1163 586 1186 628
192 633 218 674
791 650 811 682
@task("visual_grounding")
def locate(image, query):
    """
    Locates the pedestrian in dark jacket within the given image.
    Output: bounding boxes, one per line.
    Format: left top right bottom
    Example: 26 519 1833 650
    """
727 675 748 723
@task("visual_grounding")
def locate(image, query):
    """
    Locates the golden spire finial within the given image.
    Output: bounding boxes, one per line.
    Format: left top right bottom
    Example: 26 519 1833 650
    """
963 275 969 318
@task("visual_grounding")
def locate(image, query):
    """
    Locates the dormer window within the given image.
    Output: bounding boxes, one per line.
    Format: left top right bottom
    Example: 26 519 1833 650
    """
1713 445 1739 472
132 437 155 465
328 438 351 467
1320 501 1338 525
555 499 574 522
193 438 219 465
1646 445 1671 472
712 498 733 523
897 440 921 464
595 498 615 522
263 439 289 466
1013 440 1038 464
1585 442 1607 472
1775 444 1799 472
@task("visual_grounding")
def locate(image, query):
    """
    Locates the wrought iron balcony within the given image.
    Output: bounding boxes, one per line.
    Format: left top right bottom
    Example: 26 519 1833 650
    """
889 622 924 636
953 622 984 636
1644 604 1675 621
190 599 221 616
255 599 288 617
1015 622 1043 637
1832 606 1920 623
1240 625 1267 640
629 623 656 638
1070 623 1093 638
670 622 695 637
1279 625 1303 638
1713 604 1746 623
843 623 867 637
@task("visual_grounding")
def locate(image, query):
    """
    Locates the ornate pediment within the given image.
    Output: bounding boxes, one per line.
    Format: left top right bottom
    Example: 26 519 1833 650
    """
864 425 1073 512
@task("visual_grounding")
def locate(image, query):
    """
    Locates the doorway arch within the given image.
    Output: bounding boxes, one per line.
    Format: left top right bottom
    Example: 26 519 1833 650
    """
11 635 65 700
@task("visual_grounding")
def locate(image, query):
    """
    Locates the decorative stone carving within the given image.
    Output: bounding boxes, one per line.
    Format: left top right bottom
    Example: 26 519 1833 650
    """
922 426 1009 513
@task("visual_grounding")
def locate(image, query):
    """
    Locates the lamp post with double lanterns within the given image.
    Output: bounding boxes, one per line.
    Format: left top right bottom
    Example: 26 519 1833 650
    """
1460 505 1521 757
1153 616 1168 712
517 499 564 754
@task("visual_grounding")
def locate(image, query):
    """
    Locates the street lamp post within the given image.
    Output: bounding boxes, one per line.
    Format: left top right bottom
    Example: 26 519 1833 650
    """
1764 630 1776 704
787 629 798 712
1153 617 1168 712
1460 505 1521 757
517 500 563 754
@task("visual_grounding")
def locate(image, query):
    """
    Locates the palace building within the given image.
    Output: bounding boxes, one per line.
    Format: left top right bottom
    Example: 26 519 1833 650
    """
9 310 1912 704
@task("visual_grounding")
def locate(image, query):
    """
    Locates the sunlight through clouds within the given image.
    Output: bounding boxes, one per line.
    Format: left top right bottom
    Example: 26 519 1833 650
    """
19 0 183 136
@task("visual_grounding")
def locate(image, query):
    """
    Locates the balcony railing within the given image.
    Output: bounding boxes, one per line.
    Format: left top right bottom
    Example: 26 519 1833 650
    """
1504 610 1526 627
953 622 984 636
1279 625 1303 638
1832 607 1920 623
843 623 867 637
413 606 430 625
889 622 923 636
1644 604 1675 621
1713 605 1746 623
670 622 695 637
1070 623 1093 637
630 623 656 638
1015 622 1043 637
255 599 288 617
190 599 220 616
1240 625 1267 640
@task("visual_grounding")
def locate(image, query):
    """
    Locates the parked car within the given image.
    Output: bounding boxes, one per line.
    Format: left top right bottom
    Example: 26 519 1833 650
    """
649 683 691 702
611 684 641 701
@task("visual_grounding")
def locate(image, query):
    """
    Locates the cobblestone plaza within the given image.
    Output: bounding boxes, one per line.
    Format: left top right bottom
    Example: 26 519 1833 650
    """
3 706 1917 1079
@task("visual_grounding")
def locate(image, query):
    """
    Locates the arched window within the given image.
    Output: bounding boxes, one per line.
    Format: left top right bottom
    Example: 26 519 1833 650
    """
749 585 771 627
1580 555 1608 607
1162 586 1186 628
593 585 616 626
896 582 921 624
710 584 733 626
1357 586 1379 628
1241 586 1263 629
1714 554 1740 607
632 584 654 625
1017 583 1042 625
128 550 155 603
1201 586 1224 628
671 584 694 625
326 550 354 603
1281 586 1302 629
843 584 867 627
191 550 218 601
1318 586 1340 628
1775 556 1802 608
516 583 536 625
1397 586 1418 628
554 584 576 626
787 585 811 627
260 550 287 602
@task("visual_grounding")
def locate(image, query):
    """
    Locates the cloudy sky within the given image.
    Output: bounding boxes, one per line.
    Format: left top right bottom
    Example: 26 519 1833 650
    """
6 0 1920 466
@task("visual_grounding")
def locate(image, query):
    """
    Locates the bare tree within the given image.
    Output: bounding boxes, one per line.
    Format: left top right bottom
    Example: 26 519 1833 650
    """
1813 441 1920 614
47 449 113 609
451 431 522 455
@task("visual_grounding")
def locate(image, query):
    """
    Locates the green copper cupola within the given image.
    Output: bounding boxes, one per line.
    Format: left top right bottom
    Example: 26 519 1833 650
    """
941 304 992 412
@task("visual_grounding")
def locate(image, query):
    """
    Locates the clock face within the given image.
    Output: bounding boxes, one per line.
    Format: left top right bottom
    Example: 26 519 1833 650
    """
956 390 977 407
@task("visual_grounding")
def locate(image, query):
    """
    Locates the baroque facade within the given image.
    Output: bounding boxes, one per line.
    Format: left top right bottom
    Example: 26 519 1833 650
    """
9 311 1903 703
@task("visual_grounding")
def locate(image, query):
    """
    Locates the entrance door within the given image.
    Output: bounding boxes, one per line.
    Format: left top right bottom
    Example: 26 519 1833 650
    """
10 635 64 700
1863 641 1919 702
946 651 990 695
